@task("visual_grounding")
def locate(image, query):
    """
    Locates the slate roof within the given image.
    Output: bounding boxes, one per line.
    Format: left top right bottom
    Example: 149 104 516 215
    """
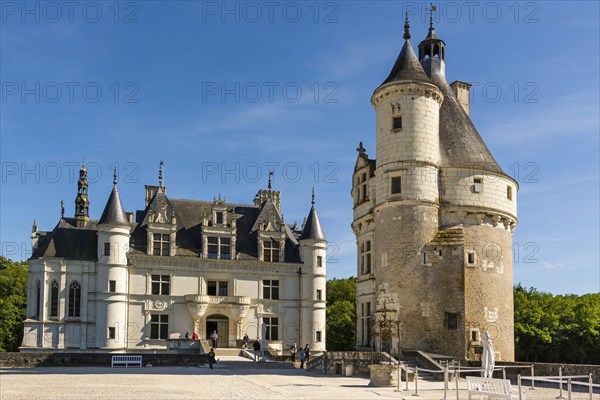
379 39 432 87
98 185 129 226
299 205 326 241
31 218 98 260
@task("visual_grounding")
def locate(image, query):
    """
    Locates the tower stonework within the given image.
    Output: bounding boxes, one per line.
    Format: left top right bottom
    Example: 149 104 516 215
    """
353 19 518 361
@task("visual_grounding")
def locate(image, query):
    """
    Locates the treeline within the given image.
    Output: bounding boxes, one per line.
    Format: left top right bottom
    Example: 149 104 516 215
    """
514 284 599 364
0 256 28 352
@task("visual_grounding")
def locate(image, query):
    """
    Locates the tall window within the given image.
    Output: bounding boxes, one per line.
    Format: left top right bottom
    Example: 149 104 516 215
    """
109 280 116 293
215 211 224 224
356 172 368 205
361 302 372 346
34 280 41 318
50 280 59 318
262 280 279 300
317 255 323 268
507 186 513 200
316 330 322 342
207 237 231 260
446 312 458 331
150 314 169 339
316 289 322 300
263 240 280 262
392 116 402 130
263 317 278 340
68 281 81 318
108 327 116 340
153 233 170 256
360 241 372 274
207 280 228 296
391 176 402 194
151 275 170 295
104 242 110 256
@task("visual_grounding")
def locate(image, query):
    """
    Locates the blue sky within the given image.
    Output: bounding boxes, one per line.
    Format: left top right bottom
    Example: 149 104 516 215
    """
1 1 598 295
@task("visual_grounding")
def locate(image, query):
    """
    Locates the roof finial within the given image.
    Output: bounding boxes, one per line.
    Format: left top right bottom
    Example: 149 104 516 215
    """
60 200 65 218
158 160 164 188
268 170 273 191
113 165 118 185
403 12 411 41
311 187 315 205
429 2 437 31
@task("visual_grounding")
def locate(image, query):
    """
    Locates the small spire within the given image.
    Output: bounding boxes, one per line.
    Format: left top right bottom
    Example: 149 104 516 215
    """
268 170 273 191
32 220 37 233
60 200 65 218
429 2 437 31
113 166 118 185
158 160 164 188
403 13 411 41
311 187 315 205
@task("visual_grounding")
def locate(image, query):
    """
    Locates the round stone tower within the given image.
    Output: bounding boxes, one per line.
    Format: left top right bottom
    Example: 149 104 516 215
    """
95 169 130 351
298 191 327 352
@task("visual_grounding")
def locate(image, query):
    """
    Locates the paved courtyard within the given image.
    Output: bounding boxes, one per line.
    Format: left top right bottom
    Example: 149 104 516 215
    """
0 357 596 400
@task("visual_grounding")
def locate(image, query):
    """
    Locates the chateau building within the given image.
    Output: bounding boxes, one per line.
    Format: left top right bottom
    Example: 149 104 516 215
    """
21 165 327 353
352 18 518 361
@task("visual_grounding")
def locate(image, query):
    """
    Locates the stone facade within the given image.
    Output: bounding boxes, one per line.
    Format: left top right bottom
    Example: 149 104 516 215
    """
22 167 327 354
353 20 518 361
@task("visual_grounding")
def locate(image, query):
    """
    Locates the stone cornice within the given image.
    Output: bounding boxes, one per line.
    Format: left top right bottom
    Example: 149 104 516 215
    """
371 81 444 107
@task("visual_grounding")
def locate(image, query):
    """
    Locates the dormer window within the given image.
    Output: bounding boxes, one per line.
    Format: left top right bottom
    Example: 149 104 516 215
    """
263 240 280 262
216 211 224 224
153 233 170 256
207 236 231 260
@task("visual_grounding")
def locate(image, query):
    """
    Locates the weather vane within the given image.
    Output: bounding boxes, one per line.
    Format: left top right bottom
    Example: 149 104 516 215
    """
429 2 437 28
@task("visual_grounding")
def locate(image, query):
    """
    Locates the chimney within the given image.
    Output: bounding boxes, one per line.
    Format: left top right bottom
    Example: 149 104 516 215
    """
450 81 472 116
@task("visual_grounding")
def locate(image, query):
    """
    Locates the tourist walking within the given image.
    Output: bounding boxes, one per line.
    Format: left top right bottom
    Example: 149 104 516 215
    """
290 343 297 362
208 347 217 370
211 330 218 348
192 332 198 340
299 348 306 369
242 333 249 349
253 340 261 361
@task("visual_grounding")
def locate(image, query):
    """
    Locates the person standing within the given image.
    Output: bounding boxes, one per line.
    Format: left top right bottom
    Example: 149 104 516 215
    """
192 332 198 340
253 339 261 362
290 343 297 362
242 333 249 349
185 332 190 339
299 348 306 369
208 348 216 370
211 330 218 348
304 344 310 363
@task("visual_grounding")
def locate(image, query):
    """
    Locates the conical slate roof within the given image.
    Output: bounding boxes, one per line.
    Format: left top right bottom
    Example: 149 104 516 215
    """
300 205 326 242
379 40 432 87
98 185 129 226
431 72 505 175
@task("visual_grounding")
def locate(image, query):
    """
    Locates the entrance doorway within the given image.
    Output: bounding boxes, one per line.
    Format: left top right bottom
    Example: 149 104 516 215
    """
206 314 229 348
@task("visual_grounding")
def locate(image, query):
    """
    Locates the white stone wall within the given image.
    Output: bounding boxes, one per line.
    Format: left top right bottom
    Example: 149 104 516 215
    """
440 168 517 219
372 83 443 168
374 163 439 205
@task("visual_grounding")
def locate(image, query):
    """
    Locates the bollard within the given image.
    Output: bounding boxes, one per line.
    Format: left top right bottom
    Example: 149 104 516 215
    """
502 366 506 381
405 366 410 391
530 365 536 390
567 378 572 400
395 361 401 392
412 366 420 396
557 366 565 399
589 373 593 400
518 375 522 400
441 366 448 400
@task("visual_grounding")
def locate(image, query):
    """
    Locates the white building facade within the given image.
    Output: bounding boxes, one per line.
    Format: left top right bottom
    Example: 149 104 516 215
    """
21 166 327 354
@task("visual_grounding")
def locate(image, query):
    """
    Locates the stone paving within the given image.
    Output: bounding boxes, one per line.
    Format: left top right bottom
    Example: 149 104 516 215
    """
0 357 597 400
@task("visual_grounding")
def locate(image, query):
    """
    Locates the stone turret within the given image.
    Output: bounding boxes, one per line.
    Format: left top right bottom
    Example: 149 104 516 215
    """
74 163 90 228
298 190 327 352
95 168 130 350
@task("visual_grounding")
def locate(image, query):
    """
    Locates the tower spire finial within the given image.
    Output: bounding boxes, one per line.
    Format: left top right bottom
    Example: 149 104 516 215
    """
429 2 437 30
158 160 164 188
403 12 411 41
268 170 273 191
113 165 118 185
311 187 315 205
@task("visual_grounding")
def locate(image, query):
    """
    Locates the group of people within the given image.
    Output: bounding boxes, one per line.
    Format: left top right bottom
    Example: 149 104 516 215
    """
289 343 311 369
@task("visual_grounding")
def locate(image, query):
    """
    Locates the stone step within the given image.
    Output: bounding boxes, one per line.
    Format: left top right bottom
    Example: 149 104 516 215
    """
214 348 244 356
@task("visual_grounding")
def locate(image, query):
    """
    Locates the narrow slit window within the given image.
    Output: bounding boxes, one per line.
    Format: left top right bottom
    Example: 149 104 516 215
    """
507 186 512 200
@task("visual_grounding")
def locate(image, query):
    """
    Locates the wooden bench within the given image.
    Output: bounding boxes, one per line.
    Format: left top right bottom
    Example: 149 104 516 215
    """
466 376 518 399
111 355 142 368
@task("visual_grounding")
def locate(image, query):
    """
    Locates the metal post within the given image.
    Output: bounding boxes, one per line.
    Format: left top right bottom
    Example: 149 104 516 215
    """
405 365 410 391
557 366 565 399
502 366 506 381
455 370 460 400
530 365 536 390
518 375 522 400
396 361 401 392
442 366 448 400
590 373 594 400
412 367 420 396
567 378 572 400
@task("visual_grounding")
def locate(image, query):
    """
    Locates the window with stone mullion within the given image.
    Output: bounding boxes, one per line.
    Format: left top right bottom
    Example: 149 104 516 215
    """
263 240 280 262
153 233 170 256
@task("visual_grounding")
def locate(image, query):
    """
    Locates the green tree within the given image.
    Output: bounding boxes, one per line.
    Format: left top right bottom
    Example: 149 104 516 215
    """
325 277 356 351
0 256 28 352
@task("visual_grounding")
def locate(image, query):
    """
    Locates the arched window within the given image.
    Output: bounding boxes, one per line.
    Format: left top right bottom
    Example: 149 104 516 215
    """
68 281 81 318
50 280 59 318
34 280 41 318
